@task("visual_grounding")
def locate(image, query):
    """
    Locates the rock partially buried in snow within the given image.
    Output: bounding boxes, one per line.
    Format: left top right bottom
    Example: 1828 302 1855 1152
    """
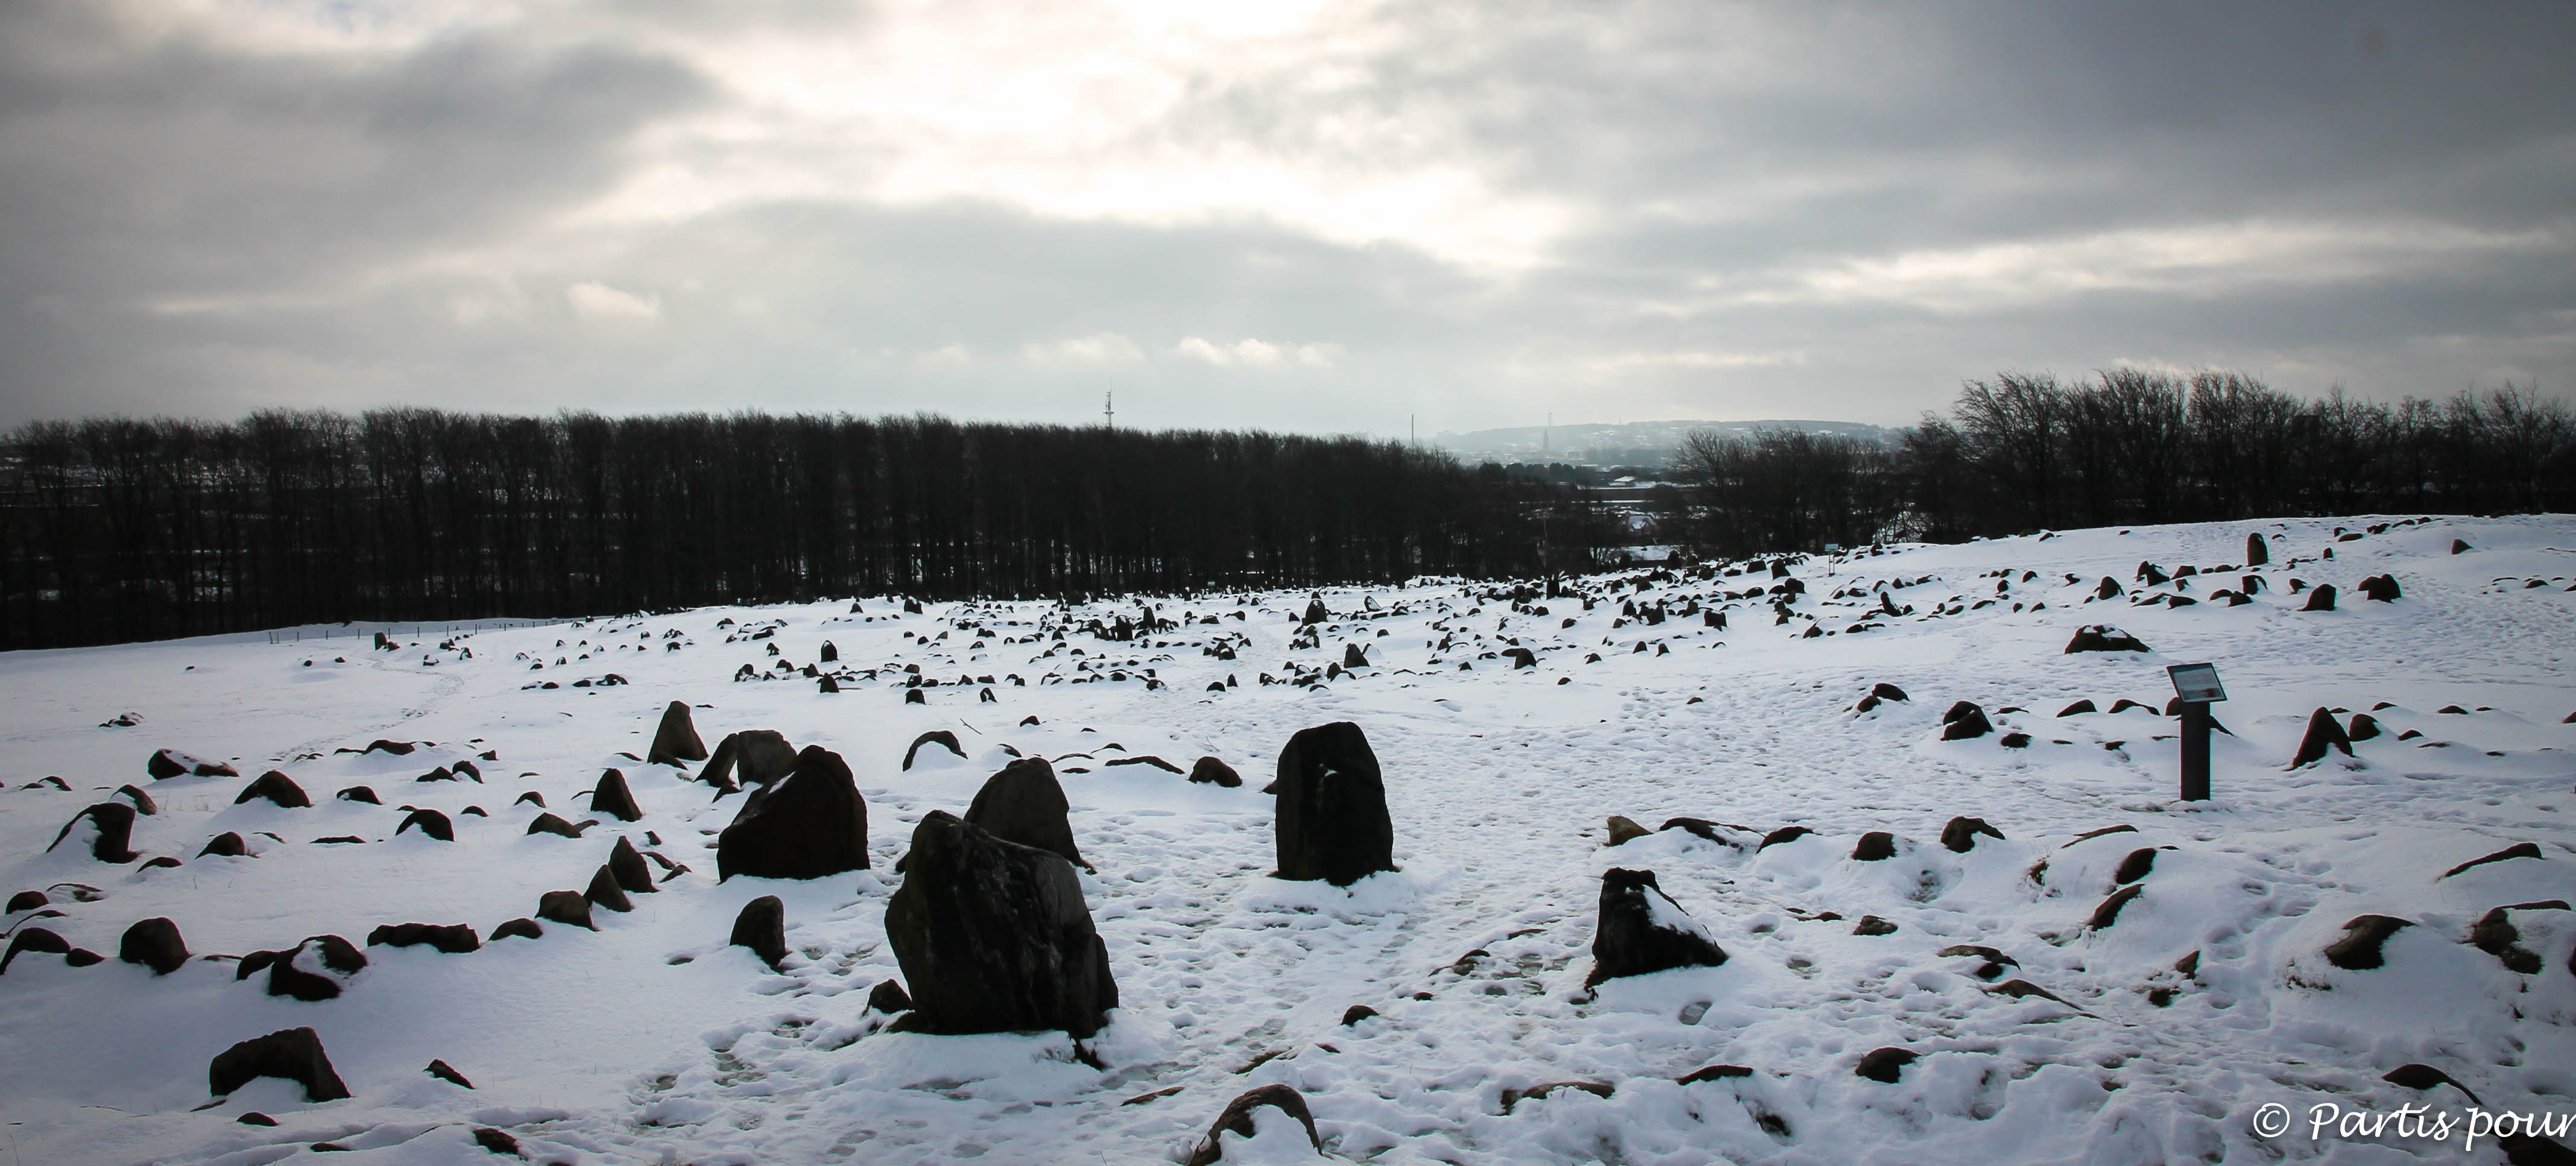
1588 868 1727 988
118 917 188 974
113 785 157 815
366 923 478 954
2302 584 2338 612
198 831 248 858
1188 756 1242 787
716 746 870 881
47 802 139 862
1272 722 1395 886
2290 707 2355 767
1851 831 1896 862
1185 1083 1324 1166
589 768 643 822
234 771 311 809
702 730 798 790
209 1027 349 1103
608 836 657 895
865 978 912 1015
263 935 366 1001
1854 1047 1916 1083
647 701 709 765
882 810 1118 1038
902 730 965 771
730 895 788 969
960 757 1089 871
148 749 238 780
536 890 596 931
1939 816 2005 852
490 918 542 942
396 808 452 842
1939 702 1993 740
1605 816 1650 847
2063 626 2150 654
2322 915 2413 970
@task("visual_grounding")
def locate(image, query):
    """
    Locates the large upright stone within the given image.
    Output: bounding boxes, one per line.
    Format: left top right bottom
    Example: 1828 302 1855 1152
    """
1588 868 1727 986
730 895 788 969
883 811 1117 1038
716 746 870 881
2290 707 2354 767
209 1028 350 1102
589 769 643 822
119 918 189 974
47 802 139 863
1272 722 1395 886
700 730 798 791
2245 532 2268 566
963 758 1088 871
648 701 709 766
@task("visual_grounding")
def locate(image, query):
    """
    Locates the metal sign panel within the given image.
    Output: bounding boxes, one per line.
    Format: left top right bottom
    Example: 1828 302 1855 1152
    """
2167 662 2226 704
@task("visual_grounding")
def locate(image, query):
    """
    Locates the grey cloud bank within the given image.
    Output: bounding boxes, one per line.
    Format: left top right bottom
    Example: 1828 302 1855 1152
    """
1 0 2569 434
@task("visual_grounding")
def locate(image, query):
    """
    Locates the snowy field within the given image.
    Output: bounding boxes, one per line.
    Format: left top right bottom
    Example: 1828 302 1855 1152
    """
2 514 2572 1165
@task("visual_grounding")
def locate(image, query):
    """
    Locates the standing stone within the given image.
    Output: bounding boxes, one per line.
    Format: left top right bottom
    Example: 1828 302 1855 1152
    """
2245 532 2268 566
1301 597 1328 625
119 918 189 974
235 772 312 809
48 802 140 862
716 746 870 881
648 701 709 765
819 641 839 663
962 757 1088 871
585 865 633 913
536 890 595 930
2359 575 2401 602
883 811 1117 1038
1188 756 1242 787
396 808 453 842
2290 707 2355 767
1272 722 1395 886
199 832 249 858
1852 831 1897 862
590 769 643 822
115 785 159 815
2302 584 2338 612
209 1028 350 1102
608 836 657 895
1588 868 1727 986
730 895 788 969
1343 643 1368 669
701 730 799 790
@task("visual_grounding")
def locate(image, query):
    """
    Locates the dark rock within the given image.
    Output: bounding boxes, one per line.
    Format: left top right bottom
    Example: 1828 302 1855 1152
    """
730 895 788 969
865 978 913 1014
336 786 380 804
1185 1084 1322 1166
1344 643 1369 669
2057 699 2097 716
470 1127 521 1156
1498 1080 1614 1114
1940 816 2004 852
1870 682 1908 702
2347 713 2381 741
267 935 365 1001
1302 597 1328 625
1854 1047 1916 1083
608 836 656 895
2322 915 2413 970
584 865 633 913
2064 625 2150 654
2471 901 2572 975
396 809 453 842
425 1059 473 1088
1588 868 1727 987
209 1027 350 1102
1852 915 1897 936
717 746 870 881
1851 831 1896 861
2113 848 2157 884
363 739 416 756
148 749 238 780
1679 1064 1754 1085
2 927 71 974
7 890 46 913
536 890 596 930
1188 756 1242 787
1757 826 1812 850
2064 824 2137 846
1606 816 1650 846
1272 722 1395 886
2451 538 2471 555
903 730 965 771
883 811 1118 1038
2359 575 2401 602
819 641 838 663
513 792 542 807
311 835 365 845
139 856 182 871
648 701 709 765
238 1112 277 1126
2290 707 2355 767
904 689 924 705
961 757 1088 870
119 917 189 974
1339 1004 1379 1026
114 785 158 815
1105 755 1184 774
2245 532 2268 566
526 813 589 839
2000 732 2031 748
1504 647 1536 669
1939 701 1992 740
366 923 479 954
589 769 643 822
818 676 839 693
235 771 312 809
701 730 801 791
2302 584 2337 612
490 918 542 942
47 802 139 862
2440 842 2544 879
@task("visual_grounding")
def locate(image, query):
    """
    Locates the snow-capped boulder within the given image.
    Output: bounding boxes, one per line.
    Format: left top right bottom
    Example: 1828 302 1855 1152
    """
701 730 800 791
2063 625 2150 654
883 810 1117 1038
1588 868 1727 986
1939 702 1994 740
257 935 365 1001
209 1028 349 1102
1273 722 1395 886
716 746 870 880
961 757 1088 871
148 749 236 780
647 701 709 765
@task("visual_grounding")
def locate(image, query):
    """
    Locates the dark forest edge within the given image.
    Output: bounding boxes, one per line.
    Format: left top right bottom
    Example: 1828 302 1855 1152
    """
2 370 2569 650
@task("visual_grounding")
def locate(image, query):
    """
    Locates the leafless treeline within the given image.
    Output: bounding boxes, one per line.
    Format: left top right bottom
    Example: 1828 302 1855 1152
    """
1679 372 2572 557
0 410 1557 649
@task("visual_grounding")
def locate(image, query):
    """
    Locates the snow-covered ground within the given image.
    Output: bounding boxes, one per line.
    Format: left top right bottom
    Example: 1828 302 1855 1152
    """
2 514 2571 1165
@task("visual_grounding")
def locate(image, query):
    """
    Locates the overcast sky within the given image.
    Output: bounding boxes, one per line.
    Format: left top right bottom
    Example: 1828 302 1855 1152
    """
2 0 2570 436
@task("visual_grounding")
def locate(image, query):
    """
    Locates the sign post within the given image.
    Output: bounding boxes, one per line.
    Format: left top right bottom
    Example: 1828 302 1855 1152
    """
2166 663 2226 801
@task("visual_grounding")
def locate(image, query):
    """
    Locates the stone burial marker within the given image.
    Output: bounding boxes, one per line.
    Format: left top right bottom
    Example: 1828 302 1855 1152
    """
716 746 870 880
883 811 1119 1039
1272 722 1395 886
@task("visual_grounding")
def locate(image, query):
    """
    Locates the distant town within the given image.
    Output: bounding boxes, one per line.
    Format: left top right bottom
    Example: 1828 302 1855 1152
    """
1432 418 1899 481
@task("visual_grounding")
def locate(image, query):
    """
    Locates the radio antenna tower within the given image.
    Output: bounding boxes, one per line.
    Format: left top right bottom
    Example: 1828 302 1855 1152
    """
1103 391 1115 430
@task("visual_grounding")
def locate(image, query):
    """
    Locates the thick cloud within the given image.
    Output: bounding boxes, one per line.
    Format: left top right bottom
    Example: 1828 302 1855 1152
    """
0 0 2566 431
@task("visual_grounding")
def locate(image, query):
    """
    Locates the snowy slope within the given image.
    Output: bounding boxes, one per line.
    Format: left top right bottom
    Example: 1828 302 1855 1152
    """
1 514 2571 1165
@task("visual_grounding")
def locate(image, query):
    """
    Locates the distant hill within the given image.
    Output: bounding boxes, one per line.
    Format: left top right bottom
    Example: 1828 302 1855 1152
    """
1433 418 1901 467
